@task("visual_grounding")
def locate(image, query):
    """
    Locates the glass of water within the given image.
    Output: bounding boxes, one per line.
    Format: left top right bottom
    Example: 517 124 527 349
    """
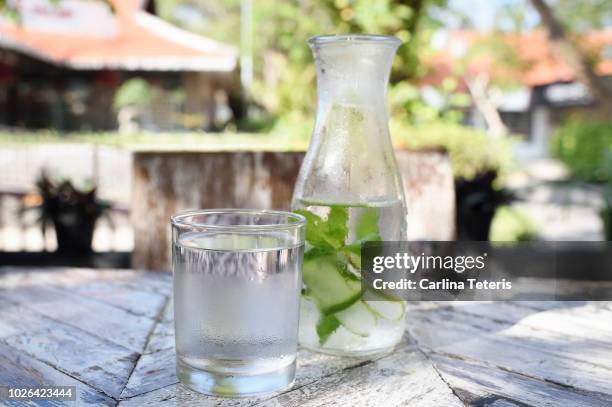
171 209 305 397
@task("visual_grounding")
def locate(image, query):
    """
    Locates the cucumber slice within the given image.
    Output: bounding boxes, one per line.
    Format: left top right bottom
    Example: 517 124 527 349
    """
303 255 362 315
364 290 406 321
335 300 377 337
365 299 406 321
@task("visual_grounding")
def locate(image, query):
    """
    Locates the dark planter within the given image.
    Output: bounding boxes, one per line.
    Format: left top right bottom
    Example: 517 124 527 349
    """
455 170 509 241
602 207 612 241
52 209 99 253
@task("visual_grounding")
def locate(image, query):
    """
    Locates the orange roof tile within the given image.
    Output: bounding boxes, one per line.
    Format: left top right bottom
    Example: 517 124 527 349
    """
424 29 612 87
0 0 237 72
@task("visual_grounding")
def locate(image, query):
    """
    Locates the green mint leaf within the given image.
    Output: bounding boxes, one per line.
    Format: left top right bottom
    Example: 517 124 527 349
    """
336 209 381 274
316 314 340 345
294 209 330 249
295 205 380 344
294 206 348 250
355 208 381 241
304 246 334 261
326 206 349 245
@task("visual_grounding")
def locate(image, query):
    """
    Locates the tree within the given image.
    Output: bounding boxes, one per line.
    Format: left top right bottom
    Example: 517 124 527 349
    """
450 31 528 137
548 0 612 33
530 0 612 113
159 0 451 130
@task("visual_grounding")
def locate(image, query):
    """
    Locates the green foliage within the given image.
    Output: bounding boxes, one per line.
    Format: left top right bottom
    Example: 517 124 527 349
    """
112 78 152 111
316 314 341 344
550 119 612 182
355 208 381 241
392 122 516 180
0 125 515 183
489 206 537 242
0 130 310 151
551 0 612 32
295 207 348 251
159 0 452 130
24 171 110 247
389 80 471 126
295 204 381 257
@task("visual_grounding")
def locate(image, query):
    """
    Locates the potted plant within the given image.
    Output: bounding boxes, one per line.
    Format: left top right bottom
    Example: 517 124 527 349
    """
25 172 111 253
455 170 514 241
393 123 515 241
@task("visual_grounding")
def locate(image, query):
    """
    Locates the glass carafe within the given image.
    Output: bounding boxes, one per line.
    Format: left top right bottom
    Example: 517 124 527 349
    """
292 35 407 356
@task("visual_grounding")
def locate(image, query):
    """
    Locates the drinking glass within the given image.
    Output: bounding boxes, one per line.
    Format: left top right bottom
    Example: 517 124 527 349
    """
171 209 305 397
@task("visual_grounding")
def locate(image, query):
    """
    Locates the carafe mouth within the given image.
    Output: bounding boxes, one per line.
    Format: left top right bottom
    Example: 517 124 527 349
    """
308 34 401 48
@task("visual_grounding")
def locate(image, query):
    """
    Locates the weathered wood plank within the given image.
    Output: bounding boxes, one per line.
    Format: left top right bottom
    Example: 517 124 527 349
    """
448 301 612 343
73 280 168 319
0 341 115 406
120 345 400 404
0 267 126 290
511 301 612 335
0 302 60 339
144 319 174 355
4 322 138 399
105 271 172 297
432 354 612 407
0 267 172 297
5 267 612 406
408 308 612 396
162 299 174 322
118 383 251 407
263 346 462 407
142 299 175 355
121 347 177 398
409 306 612 369
2 285 157 353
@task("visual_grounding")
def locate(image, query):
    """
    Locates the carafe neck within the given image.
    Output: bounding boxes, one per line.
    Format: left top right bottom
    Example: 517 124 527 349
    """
311 35 399 108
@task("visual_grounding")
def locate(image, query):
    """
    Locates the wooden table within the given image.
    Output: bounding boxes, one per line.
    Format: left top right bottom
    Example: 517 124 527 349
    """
1 267 612 406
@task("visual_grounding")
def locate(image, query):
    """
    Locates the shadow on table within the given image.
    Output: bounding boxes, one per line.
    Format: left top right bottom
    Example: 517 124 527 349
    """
0 251 131 269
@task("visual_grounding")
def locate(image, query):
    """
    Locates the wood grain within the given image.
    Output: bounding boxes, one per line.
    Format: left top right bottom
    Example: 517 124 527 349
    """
1 267 612 406
408 305 612 396
131 151 304 270
432 354 612 407
267 346 463 407
0 341 115 406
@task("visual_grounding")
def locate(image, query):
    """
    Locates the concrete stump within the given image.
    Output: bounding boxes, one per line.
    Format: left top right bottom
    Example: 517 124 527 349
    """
396 148 456 241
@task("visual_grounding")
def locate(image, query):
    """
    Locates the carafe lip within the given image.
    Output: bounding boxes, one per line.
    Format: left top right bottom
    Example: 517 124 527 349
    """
309 34 401 48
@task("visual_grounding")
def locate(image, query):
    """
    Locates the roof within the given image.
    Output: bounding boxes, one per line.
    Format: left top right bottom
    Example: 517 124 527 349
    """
0 0 237 72
424 29 612 87
513 30 612 86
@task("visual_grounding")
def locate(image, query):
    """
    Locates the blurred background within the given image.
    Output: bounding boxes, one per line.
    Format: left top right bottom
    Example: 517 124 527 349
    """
0 0 610 270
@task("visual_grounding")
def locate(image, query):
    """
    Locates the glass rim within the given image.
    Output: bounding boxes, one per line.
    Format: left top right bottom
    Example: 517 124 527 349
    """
170 208 306 232
308 34 401 47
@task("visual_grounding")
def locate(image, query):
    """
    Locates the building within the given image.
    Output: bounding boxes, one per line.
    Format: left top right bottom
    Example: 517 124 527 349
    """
0 0 238 131
426 29 612 156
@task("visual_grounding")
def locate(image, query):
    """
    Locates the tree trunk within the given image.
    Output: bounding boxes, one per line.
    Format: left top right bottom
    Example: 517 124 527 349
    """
465 73 508 137
530 0 612 113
